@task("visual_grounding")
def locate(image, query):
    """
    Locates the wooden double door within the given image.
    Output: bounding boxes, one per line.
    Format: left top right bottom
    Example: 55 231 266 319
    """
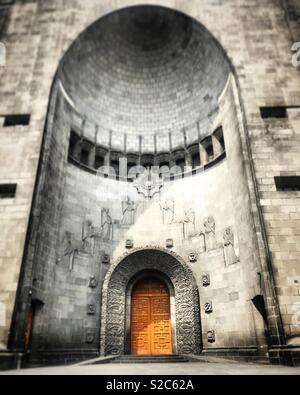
131 277 173 355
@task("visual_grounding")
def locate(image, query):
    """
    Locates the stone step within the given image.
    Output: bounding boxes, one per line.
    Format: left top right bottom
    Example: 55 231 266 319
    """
110 355 189 364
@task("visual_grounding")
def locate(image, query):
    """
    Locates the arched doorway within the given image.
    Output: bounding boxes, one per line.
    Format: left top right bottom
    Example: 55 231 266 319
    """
101 248 202 356
131 277 173 355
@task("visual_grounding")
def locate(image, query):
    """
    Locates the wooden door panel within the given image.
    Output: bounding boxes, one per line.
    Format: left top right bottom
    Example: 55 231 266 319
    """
152 296 172 355
131 297 151 355
131 278 172 355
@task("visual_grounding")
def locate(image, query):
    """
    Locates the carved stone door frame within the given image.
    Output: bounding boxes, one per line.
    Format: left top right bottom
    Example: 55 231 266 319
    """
100 247 202 356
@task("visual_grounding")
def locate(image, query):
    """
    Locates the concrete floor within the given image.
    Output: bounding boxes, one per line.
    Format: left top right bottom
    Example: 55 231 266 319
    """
1 360 300 375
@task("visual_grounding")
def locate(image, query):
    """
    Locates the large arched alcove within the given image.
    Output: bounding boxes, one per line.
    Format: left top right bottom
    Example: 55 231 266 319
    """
101 248 202 356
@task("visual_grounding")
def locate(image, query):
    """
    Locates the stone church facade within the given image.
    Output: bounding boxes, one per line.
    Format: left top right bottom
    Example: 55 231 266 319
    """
0 0 300 369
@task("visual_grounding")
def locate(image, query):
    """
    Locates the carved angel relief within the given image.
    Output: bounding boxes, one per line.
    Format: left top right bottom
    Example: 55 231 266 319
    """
204 216 217 251
82 219 96 255
183 209 196 239
160 198 175 225
60 231 80 271
121 196 136 226
223 227 239 266
101 208 113 241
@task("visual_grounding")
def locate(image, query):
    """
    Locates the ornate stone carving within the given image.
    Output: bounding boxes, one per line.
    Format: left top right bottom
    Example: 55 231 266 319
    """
87 304 96 315
126 239 134 249
82 219 96 255
101 208 113 240
207 330 215 343
89 276 98 288
202 274 211 287
85 331 95 344
223 227 239 266
204 301 213 314
60 231 80 271
160 198 175 225
59 217 99 271
121 196 137 226
189 253 197 263
204 217 217 251
166 239 174 249
133 168 163 200
101 248 202 356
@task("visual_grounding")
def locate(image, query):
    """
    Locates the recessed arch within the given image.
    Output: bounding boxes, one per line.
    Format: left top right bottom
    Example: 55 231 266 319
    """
100 247 202 356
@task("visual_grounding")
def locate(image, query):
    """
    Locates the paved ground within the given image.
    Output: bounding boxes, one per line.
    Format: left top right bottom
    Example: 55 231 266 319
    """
1 360 300 375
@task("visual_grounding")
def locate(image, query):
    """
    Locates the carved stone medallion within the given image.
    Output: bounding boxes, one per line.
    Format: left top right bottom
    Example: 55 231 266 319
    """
89 277 98 288
207 330 215 343
85 332 95 344
202 274 211 287
166 239 174 249
204 301 213 314
126 239 134 249
102 254 110 264
87 304 96 315
189 253 197 263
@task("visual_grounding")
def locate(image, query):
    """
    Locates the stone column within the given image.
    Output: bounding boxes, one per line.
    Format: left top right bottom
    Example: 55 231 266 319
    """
212 134 223 157
185 151 193 172
199 142 208 165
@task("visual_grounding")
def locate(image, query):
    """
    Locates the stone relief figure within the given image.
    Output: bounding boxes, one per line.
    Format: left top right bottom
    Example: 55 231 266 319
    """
183 209 196 239
61 231 79 271
101 208 113 241
121 196 136 226
82 219 95 255
223 227 239 266
160 198 175 225
204 216 217 251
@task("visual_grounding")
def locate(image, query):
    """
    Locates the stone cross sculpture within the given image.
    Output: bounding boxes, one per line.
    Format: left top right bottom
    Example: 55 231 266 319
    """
133 168 163 200
223 227 239 266
204 216 217 251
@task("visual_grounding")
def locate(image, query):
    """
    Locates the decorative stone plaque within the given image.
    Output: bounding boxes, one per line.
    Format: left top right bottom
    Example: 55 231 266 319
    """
207 330 215 343
189 253 197 263
204 301 213 314
126 239 134 249
202 274 211 287
166 239 174 249
87 304 96 315
102 254 110 264
89 277 98 288
85 331 95 344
